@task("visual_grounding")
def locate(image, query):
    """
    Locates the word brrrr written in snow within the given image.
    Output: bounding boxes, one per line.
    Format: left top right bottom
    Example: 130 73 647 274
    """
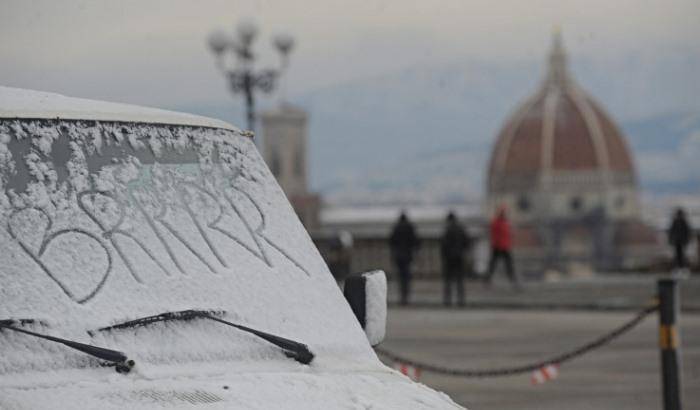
7 182 309 305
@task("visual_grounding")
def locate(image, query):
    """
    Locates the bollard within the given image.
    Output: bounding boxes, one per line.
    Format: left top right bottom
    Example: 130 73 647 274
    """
658 278 682 410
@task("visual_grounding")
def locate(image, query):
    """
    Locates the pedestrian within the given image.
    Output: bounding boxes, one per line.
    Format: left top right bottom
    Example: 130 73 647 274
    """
440 212 472 306
390 211 419 305
668 208 692 271
484 207 520 289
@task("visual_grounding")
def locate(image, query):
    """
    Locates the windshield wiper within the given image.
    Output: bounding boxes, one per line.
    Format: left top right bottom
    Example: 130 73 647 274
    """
1 319 134 373
93 309 314 365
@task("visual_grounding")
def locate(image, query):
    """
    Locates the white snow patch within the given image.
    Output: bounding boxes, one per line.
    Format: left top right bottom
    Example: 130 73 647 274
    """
363 270 387 346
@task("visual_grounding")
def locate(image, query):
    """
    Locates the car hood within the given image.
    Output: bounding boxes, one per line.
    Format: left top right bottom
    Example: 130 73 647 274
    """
0 363 463 410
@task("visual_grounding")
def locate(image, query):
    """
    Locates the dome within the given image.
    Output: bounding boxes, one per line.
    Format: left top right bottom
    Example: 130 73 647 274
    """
487 32 637 194
483 33 659 272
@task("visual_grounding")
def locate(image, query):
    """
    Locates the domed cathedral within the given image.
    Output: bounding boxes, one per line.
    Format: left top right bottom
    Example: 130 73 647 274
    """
486 31 659 274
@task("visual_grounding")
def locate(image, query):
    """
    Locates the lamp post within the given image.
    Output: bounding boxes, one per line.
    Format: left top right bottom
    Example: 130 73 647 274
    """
207 21 294 134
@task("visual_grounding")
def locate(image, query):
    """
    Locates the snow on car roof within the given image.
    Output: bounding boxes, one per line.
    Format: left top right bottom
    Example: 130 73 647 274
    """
0 86 239 131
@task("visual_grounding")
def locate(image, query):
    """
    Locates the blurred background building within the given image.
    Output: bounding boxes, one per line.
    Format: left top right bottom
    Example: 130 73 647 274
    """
214 26 681 280
308 32 665 280
261 103 321 230
486 31 661 274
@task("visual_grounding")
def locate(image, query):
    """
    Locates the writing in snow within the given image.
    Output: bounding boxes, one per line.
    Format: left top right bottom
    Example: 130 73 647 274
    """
1 121 309 304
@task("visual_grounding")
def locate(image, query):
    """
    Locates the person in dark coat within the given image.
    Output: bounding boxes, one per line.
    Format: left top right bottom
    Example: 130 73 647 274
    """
668 208 692 270
390 211 419 305
484 207 520 288
440 212 472 306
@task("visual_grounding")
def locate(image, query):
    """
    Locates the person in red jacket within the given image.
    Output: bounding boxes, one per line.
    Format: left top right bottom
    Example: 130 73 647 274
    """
484 207 520 288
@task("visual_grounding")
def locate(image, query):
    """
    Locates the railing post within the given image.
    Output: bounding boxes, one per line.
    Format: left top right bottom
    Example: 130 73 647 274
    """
658 278 682 410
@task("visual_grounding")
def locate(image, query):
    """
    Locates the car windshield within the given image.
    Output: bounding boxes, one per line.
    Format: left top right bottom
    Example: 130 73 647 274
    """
0 118 370 374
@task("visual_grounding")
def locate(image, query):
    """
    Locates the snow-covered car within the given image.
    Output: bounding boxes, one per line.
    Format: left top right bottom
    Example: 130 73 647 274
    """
0 87 461 409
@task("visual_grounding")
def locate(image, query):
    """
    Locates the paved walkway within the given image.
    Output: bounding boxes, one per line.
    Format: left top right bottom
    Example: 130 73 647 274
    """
387 274 700 311
380 308 700 410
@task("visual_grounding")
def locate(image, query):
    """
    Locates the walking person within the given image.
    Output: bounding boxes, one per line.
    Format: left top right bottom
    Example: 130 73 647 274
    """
440 212 472 307
668 208 692 272
484 207 520 289
390 211 419 305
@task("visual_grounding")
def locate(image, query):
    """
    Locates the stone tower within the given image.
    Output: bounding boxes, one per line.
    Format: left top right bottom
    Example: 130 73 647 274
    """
261 103 320 229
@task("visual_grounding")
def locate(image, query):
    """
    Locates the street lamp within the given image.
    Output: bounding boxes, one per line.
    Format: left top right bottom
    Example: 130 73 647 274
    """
207 21 294 134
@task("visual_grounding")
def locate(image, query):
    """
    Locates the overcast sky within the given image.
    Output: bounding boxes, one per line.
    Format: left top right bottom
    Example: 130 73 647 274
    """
2 1 700 197
2 0 698 108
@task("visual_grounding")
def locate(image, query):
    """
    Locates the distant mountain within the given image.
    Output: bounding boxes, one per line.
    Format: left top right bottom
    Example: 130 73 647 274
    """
297 61 538 191
626 112 700 194
173 53 700 204
625 111 700 152
322 142 487 206
319 110 700 205
303 53 699 182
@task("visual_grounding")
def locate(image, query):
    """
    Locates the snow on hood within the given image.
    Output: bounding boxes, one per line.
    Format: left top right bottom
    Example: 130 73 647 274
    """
0 86 237 131
0 366 463 409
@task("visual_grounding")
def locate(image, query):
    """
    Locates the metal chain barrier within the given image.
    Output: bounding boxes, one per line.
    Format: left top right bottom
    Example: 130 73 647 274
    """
374 303 658 378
